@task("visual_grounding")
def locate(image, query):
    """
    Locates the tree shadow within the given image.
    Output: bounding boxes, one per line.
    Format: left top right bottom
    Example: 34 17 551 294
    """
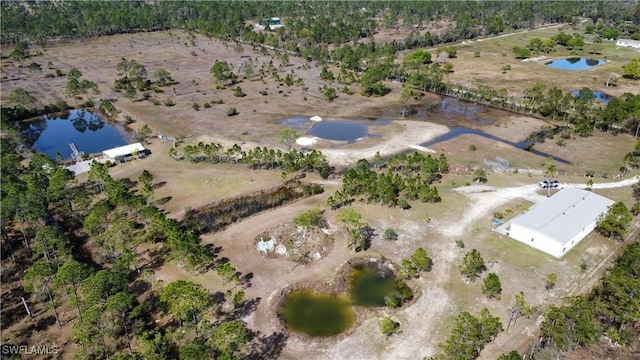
129 278 150 294
247 331 288 360
240 272 253 287
34 314 57 330
361 225 376 251
119 177 138 189
152 181 167 190
212 291 226 305
151 196 172 206
231 297 260 319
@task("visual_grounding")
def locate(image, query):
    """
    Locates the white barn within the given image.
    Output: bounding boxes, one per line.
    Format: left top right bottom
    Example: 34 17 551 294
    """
616 39 640 49
103 143 145 161
508 188 614 258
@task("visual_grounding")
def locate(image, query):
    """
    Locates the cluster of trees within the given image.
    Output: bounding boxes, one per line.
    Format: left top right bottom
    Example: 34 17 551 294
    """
522 83 640 137
513 34 565 59
430 308 503 360
113 58 173 100
596 201 633 240
174 141 331 178
328 152 448 209
65 68 99 106
536 241 640 355
400 247 432 279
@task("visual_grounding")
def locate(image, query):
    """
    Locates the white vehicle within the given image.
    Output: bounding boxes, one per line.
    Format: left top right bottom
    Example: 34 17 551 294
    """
538 179 560 188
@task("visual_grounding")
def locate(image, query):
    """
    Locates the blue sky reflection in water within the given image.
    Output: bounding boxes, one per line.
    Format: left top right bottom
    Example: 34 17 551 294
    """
24 110 133 160
545 57 605 70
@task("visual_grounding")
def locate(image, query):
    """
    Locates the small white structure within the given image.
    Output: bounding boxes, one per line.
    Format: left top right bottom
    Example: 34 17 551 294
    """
103 143 145 161
616 39 640 49
508 188 614 258
310 115 323 122
256 237 277 253
255 17 284 30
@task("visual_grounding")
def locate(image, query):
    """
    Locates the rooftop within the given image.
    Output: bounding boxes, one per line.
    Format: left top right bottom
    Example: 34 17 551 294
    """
511 188 614 247
103 143 145 159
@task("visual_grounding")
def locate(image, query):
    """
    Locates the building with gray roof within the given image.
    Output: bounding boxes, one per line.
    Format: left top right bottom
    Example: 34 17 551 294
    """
507 188 614 258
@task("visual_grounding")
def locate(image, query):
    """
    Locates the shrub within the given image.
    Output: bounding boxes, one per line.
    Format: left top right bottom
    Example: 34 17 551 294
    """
383 228 399 241
164 99 175 107
233 86 245 97
293 207 323 228
469 144 477 151
203 102 211 108
227 107 238 116
192 103 200 111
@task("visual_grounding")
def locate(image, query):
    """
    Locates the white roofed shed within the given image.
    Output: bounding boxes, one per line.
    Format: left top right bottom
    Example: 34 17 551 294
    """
508 188 614 258
103 143 145 160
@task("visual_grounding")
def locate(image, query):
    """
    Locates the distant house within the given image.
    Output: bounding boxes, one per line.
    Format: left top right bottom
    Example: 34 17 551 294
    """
256 17 284 30
507 188 614 258
103 143 146 162
616 39 640 49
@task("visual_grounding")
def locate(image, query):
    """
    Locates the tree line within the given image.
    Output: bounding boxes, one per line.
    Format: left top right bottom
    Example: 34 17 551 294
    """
174 141 332 178
3 1 637 50
328 152 448 209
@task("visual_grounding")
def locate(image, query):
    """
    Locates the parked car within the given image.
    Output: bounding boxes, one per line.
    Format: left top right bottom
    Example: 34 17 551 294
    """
538 179 560 188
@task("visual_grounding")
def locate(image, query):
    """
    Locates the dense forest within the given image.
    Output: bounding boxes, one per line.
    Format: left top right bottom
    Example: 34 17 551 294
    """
2 1 638 46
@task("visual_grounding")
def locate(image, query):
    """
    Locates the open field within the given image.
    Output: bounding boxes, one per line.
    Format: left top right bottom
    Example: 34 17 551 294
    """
440 25 640 99
2 25 639 360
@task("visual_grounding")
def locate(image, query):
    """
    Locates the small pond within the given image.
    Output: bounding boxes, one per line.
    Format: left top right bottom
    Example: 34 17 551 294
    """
545 57 605 70
21 110 133 160
571 90 612 103
281 116 391 142
348 263 404 307
278 290 355 337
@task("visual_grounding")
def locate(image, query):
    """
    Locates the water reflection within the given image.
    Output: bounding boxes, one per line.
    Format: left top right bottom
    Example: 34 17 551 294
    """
20 110 133 160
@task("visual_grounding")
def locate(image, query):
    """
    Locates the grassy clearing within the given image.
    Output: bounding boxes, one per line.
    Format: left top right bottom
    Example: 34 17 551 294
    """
449 25 639 98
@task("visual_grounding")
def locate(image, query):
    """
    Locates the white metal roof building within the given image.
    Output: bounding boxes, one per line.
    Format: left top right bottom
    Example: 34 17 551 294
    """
508 188 614 258
102 143 145 160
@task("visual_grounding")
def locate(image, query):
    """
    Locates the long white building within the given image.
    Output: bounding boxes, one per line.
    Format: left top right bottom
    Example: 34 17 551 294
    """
508 188 614 258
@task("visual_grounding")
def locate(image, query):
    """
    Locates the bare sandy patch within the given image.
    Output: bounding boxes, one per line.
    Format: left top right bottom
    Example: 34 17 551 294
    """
320 120 449 168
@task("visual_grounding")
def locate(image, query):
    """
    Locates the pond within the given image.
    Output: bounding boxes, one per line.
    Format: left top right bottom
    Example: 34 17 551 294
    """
348 263 404 307
281 116 391 142
545 57 605 70
571 90 612 103
21 109 133 160
278 290 355 337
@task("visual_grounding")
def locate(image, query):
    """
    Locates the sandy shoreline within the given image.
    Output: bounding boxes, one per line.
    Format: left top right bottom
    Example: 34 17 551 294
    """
195 120 450 169
320 120 450 168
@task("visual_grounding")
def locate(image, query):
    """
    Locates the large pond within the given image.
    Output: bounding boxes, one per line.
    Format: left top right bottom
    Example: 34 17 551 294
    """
23 110 133 160
278 261 411 337
21 110 133 160
282 116 390 143
277 290 355 337
545 57 605 70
